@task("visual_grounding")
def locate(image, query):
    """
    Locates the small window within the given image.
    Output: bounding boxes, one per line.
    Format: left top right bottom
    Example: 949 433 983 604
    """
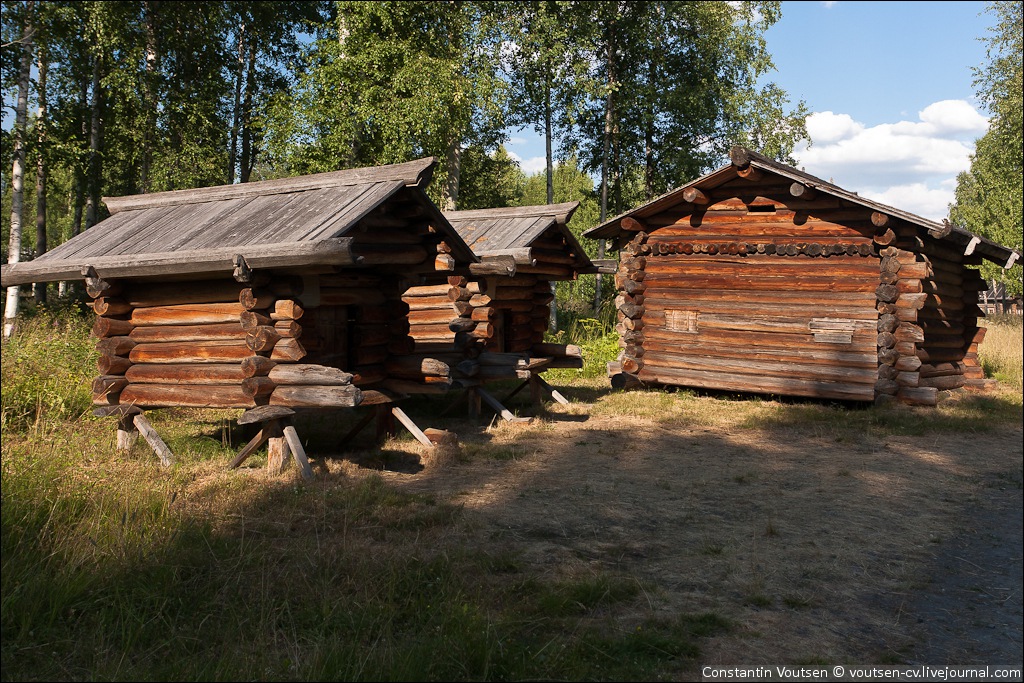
666 310 699 333
747 204 776 213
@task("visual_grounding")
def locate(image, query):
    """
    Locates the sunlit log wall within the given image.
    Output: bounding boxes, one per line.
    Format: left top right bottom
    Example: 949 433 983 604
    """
611 175 989 406
87 192 478 412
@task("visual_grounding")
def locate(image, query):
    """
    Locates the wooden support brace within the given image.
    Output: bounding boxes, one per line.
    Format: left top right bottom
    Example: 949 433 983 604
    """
337 409 377 448
228 427 271 470
132 414 174 467
477 387 532 423
533 375 571 406
266 421 288 475
282 424 314 481
500 379 531 405
391 407 435 448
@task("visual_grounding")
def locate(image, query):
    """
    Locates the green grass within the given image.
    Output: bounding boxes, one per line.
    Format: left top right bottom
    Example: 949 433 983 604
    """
1 308 723 682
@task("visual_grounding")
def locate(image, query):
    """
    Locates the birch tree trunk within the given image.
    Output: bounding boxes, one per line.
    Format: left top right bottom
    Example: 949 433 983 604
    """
4 1 34 338
34 49 48 305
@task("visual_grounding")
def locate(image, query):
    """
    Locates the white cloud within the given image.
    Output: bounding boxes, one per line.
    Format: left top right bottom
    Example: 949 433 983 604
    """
792 100 987 221
821 1 839 7
507 136 527 146
504 149 548 176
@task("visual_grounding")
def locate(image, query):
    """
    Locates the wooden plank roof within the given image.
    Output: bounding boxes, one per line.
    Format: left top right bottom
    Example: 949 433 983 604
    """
585 146 1021 270
443 202 593 269
2 158 478 287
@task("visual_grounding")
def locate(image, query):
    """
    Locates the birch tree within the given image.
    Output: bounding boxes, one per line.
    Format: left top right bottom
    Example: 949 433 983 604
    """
4 0 34 338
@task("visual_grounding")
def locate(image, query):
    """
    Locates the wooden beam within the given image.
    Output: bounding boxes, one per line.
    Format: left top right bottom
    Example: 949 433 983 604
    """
282 424 314 481
871 212 891 228
533 375 571 406
477 387 532 423
132 414 174 467
621 217 647 232
682 187 709 205
228 427 271 469
736 165 763 181
391 407 435 448
789 182 816 200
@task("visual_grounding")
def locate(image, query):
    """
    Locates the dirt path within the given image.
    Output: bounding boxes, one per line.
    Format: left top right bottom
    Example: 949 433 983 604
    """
372 397 1023 668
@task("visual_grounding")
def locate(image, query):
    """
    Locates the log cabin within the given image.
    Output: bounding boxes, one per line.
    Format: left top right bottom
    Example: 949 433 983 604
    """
1 158 483 474
394 203 605 414
584 146 1021 406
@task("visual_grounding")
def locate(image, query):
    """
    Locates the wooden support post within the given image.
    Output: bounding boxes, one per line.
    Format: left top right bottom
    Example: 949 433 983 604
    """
228 427 271 470
116 416 139 453
533 375 571 406
391 407 435 448
266 421 288 475
468 388 482 419
132 414 174 467
530 376 544 405
282 424 314 481
477 387 532 423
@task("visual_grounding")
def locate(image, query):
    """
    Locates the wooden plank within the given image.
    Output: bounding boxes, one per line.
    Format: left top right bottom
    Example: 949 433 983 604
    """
120 384 255 408
533 375 570 405
477 387 532 423
641 350 878 385
132 414 175 466
282 425 314 481
638 366 875 402
391 407 435 448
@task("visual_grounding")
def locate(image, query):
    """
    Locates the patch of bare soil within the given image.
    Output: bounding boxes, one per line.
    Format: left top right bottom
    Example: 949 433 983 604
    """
368 396 1023 668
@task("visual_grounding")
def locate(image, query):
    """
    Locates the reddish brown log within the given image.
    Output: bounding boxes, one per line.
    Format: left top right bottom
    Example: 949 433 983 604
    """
119 384 254 408
91 297 132 317
270 338 307 362
241 377 276 399
246 326 281 353
240 310 273 330
126 363 247 384
126 280 244 308
241 356 277 377
130 341 252 364
132 302 245 326
93 317 134 338
97 354 132 375
270 299 304 321
96 336 136 356
92 375 129 398
239 288 275 311
129 323 245 343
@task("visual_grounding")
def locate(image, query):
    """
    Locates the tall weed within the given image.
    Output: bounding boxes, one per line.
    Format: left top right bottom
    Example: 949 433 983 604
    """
1 305 96 431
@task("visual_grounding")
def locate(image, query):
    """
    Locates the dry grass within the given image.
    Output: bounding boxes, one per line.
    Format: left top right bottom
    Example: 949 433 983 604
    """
3 315 1022 679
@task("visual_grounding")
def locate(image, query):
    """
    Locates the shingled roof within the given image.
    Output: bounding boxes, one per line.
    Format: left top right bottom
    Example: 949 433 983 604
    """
2 158 477 287
443 202 593 270
585 146 1020 270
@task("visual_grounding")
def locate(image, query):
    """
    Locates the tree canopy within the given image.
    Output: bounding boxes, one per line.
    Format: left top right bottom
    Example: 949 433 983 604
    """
950 1 1022 294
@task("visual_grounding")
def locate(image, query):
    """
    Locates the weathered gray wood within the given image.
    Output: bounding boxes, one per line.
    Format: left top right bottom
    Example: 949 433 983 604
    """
267 364 354 386
282 425 314 481
3 238 358 286
533 375 571 405
133 414 174 466
238 405 296 425
476 387 532 423
93 404 144 418
391 407 435 448
269 384 362 407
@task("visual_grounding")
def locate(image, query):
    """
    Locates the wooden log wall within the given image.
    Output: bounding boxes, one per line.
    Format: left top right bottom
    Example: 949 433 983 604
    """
91 277 257 409
484 275 553 354
878 224 990 403
614 182 883 402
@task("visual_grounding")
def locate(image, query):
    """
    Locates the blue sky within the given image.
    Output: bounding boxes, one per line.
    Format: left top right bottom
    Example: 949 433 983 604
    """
503 0 997 221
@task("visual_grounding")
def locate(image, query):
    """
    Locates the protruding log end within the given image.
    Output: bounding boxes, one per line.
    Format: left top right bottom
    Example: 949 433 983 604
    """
682 187 710 205
729 146 753 168
789 182 816 200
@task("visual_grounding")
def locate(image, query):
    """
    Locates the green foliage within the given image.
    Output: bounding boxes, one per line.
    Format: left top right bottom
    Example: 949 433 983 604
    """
0 304 95 431
457 145 526 210
262 0 509 208
950 1 1023 295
